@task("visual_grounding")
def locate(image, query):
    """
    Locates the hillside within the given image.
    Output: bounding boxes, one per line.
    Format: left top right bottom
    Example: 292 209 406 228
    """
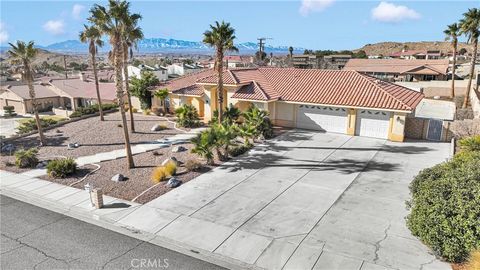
355 41 473 56
0 48 90 67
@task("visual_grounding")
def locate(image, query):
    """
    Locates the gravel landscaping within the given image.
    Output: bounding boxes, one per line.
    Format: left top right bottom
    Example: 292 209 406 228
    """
39 143 217 204
0 112 184 162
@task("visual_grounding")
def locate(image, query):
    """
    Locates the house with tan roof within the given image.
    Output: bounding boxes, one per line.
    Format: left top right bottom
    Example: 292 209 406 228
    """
343 59 449 82
0 76 118 115
158 67 425 142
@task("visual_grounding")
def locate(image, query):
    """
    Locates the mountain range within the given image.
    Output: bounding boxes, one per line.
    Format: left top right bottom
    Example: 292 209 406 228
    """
28 38 304 54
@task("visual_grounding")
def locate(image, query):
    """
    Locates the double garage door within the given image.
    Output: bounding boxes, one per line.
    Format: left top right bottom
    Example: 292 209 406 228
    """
296 105 390 139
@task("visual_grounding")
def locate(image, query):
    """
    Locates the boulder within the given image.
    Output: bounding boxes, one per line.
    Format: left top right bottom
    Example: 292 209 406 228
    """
111 174 126 182
35 160 48 169
172 146 187 153
151 124 163 132
1 144 15 153
161 157 178 166
165 177 182 188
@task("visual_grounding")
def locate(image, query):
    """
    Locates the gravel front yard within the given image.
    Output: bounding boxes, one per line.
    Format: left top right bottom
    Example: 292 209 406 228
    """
1 112 184 162
39 143 217 204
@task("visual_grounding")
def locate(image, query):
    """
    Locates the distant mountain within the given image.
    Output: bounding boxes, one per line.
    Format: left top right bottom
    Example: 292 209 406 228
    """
38 38 304 54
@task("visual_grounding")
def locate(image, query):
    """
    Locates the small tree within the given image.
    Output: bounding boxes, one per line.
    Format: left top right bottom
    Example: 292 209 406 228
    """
153 88 169 113
129 71 159 109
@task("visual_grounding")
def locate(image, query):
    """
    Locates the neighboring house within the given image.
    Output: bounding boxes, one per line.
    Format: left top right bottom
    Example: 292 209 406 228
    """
48 77 117 111
321 54 351 70
167 63 202 77
0 83 62 115
158 67 425 142
390 50 444 60
208 55 249 69
343 59 449 82
292 55 319 69
127 64 168 81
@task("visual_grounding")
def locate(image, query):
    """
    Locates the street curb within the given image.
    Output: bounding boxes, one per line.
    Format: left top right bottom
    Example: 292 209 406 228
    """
1 185 262 270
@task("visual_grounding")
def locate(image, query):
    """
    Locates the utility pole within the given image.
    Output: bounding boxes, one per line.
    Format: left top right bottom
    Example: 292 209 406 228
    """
63 55 68 79
257 37 273 61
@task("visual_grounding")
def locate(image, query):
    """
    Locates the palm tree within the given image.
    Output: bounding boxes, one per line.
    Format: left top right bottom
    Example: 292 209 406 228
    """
8 41 46 146
444 23 460 99
89 0 135 168
153 88 169 114
203 21 238 124
79 24 105 121
460 8 480 108
288 46 294 58
122 12 144 132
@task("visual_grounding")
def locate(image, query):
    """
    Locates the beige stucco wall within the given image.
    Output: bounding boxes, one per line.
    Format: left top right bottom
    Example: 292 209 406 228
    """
388 112 407 142
274 102 296 127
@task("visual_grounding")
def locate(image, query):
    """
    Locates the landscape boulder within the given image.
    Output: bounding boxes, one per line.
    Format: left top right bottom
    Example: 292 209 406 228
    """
1 144 15 153
111 174 126 182
36 160 48 169
165 177 182 188
151 124 163 132
161 157 178 166
172 146 187 153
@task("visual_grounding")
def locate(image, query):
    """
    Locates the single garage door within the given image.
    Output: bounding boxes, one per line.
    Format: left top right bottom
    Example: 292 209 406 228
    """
296 105 348 133
356 110 390 139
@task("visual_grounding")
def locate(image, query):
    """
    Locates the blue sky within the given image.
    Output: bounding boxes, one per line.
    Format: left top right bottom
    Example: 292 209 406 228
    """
0 1 478 50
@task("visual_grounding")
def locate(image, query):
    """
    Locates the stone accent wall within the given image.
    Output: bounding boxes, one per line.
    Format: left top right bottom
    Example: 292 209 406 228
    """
405 118 426 139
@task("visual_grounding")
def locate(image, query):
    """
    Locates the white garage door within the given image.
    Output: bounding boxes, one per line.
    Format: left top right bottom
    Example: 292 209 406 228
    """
296 105 348 133
355 110 390 139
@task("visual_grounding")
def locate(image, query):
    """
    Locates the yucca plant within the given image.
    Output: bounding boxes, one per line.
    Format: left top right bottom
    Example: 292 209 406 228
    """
175 104 200 128
212 122 237 161
191 128 216 165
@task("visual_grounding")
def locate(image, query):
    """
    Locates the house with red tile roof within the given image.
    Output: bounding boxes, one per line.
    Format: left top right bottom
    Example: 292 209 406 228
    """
157 67 425 141
343 59 449 82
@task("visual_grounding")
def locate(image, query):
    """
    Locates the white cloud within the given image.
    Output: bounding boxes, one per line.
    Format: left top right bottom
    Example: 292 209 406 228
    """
43 20 65 35
0 22 8 44
299 0 335 16
371 2 421 23
72 4 85 20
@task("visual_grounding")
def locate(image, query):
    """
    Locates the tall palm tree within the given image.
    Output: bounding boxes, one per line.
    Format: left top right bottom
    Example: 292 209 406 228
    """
79 24 105 121
8 41 46 146
89 0 135 168
288 46 294 58
203 21 238 124
122 12 143 132
444 23 460 99
460 8 480 109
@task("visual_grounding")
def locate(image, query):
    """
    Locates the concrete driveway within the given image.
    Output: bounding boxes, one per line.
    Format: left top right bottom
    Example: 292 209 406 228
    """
117 130 451 270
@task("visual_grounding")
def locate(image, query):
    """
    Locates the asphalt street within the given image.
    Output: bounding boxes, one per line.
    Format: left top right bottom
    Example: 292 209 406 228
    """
0 195 226 270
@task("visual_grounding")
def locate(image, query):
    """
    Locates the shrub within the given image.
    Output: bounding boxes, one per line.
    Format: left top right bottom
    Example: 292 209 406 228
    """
17 118 58 134
151 166 167 183
184 159 202 172
175 104 201 128
3 106 16 117
143 109 151 115
46 158 77 178
191 128 216 165
132 108 138 113
242 105 274 139
466 250 480 270
458 135 480 152
228 144 251 157
164 161 177 176
14 148 38 168
406 151 480 263
69 103 118 118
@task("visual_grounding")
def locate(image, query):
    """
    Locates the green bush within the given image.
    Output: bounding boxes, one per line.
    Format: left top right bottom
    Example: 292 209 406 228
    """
242 105 274 139
17 118 58 134
70 103 118 118
184 159 202 171
228 144 251 157
14 148 38 168
459 135 480 152
175 104 201 128
3 106 16 117
406 151 480 263
46 158 77 178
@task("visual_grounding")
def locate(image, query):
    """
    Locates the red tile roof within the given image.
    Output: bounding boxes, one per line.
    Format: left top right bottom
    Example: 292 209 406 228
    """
165 67 424 112
163 69 214 96
343 59 449 75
